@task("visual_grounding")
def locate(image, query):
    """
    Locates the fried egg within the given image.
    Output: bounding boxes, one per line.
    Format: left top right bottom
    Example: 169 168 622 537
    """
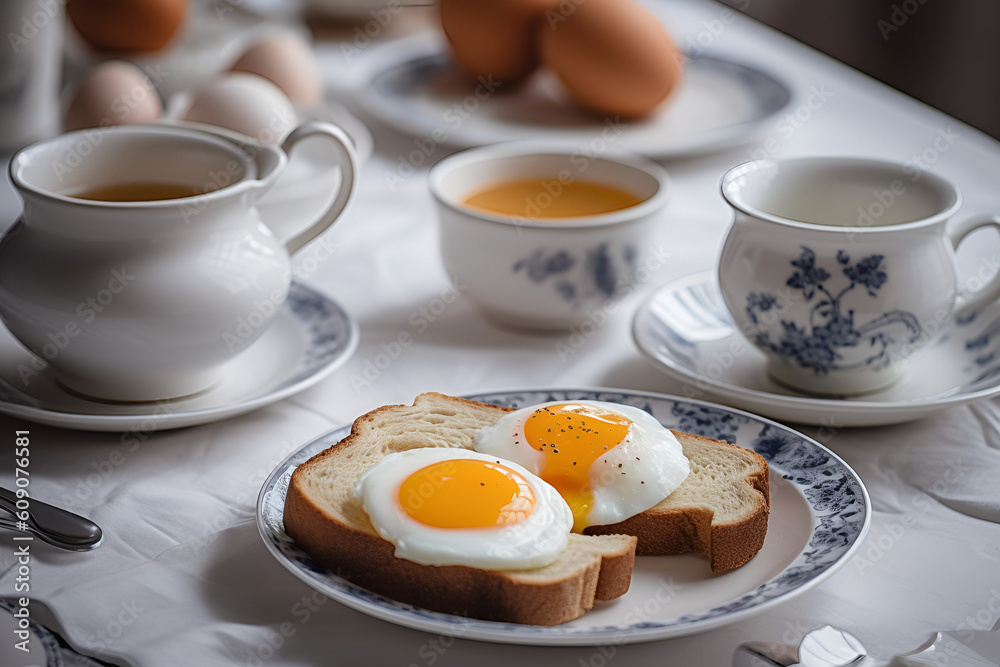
473 401 689 532
355 448 572 569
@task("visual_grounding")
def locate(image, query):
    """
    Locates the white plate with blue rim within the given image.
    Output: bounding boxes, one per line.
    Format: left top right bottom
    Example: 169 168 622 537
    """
0 283 358 432
256 388 870 645
361 36 791 158
633 271 1000 427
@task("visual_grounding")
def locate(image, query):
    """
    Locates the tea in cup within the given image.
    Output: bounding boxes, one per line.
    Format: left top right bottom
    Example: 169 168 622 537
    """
429 143 671 330
0 121 357 401
717 156 1000 395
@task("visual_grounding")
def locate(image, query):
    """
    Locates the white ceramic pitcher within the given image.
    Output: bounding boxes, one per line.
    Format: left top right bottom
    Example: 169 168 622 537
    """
0 121 357 401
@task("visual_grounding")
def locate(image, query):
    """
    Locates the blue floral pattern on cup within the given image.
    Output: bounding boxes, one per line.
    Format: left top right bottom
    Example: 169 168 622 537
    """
512 243 637 307
745 246 923 374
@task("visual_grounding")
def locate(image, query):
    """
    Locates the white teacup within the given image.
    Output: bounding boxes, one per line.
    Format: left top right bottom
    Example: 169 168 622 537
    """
429 143 671 330
718 156 1000 395
1 121 357 401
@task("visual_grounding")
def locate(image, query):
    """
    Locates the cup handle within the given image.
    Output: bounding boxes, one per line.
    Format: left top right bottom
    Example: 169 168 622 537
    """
949 214 1000 313
277 120 359 256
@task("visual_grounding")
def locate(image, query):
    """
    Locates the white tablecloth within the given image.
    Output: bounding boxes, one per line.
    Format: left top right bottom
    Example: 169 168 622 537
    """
2 1 1000 665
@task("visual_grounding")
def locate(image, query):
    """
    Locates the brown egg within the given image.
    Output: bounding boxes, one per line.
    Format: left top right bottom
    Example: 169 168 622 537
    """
440 0 558 84
64 60 163 131
67 0 188 53
538 0 683 118
231 33 323 107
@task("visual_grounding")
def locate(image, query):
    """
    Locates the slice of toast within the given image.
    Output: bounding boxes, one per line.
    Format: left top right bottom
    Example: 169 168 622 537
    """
583 431 770 572
283 393 770 624
283 393 637 626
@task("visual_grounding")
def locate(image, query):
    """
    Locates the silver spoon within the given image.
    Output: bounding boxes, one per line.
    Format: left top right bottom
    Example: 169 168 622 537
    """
0 487 102 551
0 513 102 551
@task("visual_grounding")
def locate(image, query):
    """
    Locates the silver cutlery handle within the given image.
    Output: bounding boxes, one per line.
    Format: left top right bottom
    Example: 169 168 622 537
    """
0 486 102 544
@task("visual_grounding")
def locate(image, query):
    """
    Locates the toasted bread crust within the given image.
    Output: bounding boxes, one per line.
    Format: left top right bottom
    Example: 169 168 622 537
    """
286 483 636 623
283 393 770 625
283 393 636 625
585 431 769 572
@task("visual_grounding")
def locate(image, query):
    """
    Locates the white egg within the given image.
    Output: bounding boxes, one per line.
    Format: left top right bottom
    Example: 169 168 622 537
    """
355 448 573 569
230 32 323 107
473 400 689 531
181 72 297 144
64 60 163 132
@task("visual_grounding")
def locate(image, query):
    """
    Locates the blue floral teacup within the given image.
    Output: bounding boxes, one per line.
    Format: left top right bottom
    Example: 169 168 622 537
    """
718 156 1000 395
430 143 670 330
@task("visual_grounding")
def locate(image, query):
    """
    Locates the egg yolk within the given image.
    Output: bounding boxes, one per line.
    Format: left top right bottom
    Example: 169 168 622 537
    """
398 459 535 529
523 404 631 532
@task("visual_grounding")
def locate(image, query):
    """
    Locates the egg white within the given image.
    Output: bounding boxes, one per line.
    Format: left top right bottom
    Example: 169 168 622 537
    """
354 448 573 570
473 400 690 528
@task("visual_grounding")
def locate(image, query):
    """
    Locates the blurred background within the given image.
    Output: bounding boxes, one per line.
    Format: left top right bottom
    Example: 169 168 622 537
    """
718 0 1000 140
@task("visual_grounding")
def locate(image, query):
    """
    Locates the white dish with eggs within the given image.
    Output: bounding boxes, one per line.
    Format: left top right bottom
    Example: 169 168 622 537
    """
59 28 373 232
260 389 870 642
362 36 791 159
61 0 312 100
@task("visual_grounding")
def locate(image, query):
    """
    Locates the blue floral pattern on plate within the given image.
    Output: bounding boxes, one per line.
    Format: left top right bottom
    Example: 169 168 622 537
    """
256 388 870 645
281 282 356 387
633 271 1000 426
746 247 922 374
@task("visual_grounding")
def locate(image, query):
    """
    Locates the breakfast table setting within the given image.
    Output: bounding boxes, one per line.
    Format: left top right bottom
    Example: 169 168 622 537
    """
1 0 1000 665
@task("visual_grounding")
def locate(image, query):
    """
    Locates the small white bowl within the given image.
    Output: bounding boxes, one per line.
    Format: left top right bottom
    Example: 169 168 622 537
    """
429 143 671 330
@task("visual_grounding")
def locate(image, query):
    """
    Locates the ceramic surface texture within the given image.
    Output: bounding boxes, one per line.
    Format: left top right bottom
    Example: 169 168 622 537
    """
717 157 1000 395
429 143 670 330
633 271 1000 426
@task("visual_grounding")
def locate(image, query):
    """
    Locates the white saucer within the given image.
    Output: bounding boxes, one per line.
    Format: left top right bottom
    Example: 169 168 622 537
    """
0 283 358 432
362 36 791 158
632 271 1000 427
